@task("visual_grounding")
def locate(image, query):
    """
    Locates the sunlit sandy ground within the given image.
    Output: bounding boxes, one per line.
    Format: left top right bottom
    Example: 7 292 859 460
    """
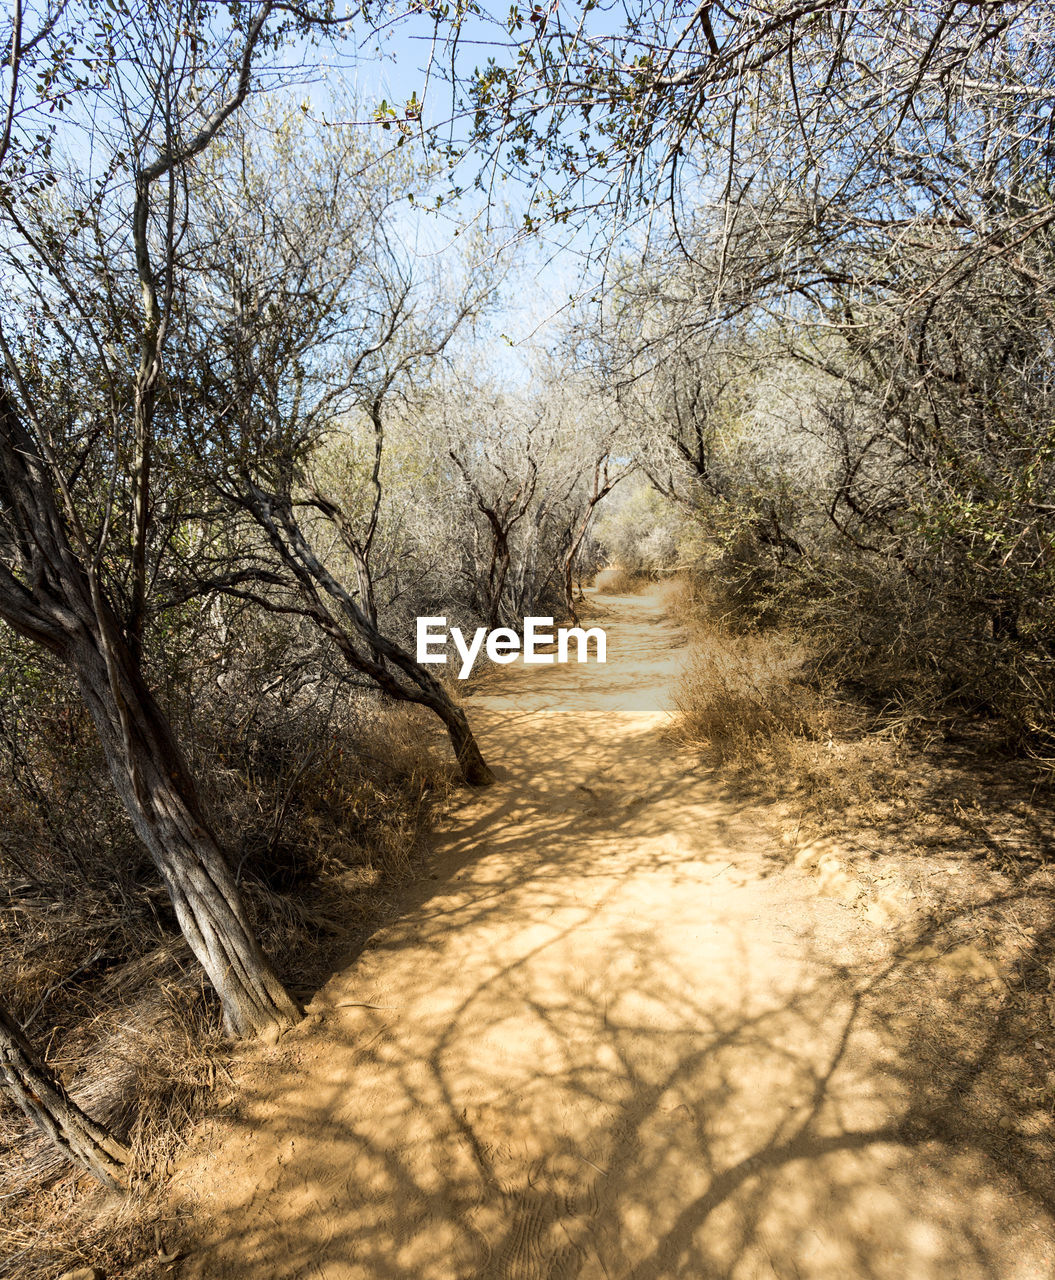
173 587 1055 1279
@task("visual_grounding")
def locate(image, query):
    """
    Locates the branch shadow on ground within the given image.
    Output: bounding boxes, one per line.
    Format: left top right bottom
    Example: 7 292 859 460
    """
177 904 1055 1279
174 592 1055 1279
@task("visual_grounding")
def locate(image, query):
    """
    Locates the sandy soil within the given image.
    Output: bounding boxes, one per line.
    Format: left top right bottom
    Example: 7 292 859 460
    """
172 588 1055 1279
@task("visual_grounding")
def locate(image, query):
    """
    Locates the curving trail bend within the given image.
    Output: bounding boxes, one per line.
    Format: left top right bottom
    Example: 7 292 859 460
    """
175 587 1053 1280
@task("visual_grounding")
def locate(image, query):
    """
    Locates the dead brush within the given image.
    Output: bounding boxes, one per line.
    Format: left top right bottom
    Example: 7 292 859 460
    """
350 706 455 884
594 567 655 595
0 947 225 1280
356 703 455 805
0 943 224 1185
665 570 716 628
673 623 835 768
670 609 920 847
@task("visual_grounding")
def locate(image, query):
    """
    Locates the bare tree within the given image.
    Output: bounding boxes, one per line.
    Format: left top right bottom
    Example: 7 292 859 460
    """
176 106 498 784
560 448 629 624
0 0 320 1034
448 421 543 629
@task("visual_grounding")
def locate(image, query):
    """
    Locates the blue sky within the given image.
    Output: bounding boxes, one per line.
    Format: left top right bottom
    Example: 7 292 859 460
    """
284 8 612 369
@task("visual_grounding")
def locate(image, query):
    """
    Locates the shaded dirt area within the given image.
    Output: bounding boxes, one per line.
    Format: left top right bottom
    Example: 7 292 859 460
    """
171 588 1055 1279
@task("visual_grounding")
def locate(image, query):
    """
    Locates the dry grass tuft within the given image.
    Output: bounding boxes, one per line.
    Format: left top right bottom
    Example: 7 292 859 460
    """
667 573 919 831
673 622 836 767
594 567 655 595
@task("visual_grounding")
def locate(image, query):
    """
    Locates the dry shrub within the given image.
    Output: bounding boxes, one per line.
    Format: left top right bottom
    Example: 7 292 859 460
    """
301 702 453 889
674 623 834 766
594 567 655 594
692 539 1055 769
0 945 224 1279
667 598 906 833
664 569 712 626
671 565 1055 1212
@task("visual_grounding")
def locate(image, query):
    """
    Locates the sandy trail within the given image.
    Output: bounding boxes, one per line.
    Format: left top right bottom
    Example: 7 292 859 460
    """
176 589 1054 1279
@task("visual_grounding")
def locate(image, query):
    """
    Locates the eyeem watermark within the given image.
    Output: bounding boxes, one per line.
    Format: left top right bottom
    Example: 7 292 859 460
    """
416 617 607 679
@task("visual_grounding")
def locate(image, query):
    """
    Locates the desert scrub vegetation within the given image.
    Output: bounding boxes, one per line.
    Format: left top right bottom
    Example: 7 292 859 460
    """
594 318 1055 781
668 566 1055 1154
673 624 833 768
665 560 1055 938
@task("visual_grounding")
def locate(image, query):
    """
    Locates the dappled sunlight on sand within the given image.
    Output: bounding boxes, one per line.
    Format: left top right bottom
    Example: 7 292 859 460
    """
173 589 1055 1279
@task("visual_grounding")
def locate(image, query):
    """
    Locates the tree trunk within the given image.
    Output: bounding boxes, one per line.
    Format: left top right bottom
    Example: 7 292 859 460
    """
562 464 622 625
563 551 579 626
563 514 594 627
426 693 494 787
487 538 512 630
352 550 379 630
351 546 384 666
70 631 302 1038
0 389 300 1038
241 486 495 787
0 1002 129 1188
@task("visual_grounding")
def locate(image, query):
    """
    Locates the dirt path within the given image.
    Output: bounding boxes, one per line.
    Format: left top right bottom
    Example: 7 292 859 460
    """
174 589 1054 1279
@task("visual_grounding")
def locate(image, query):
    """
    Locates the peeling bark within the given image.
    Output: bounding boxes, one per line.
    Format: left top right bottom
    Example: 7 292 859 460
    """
0 1003 129 1188
0 389 300 1037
